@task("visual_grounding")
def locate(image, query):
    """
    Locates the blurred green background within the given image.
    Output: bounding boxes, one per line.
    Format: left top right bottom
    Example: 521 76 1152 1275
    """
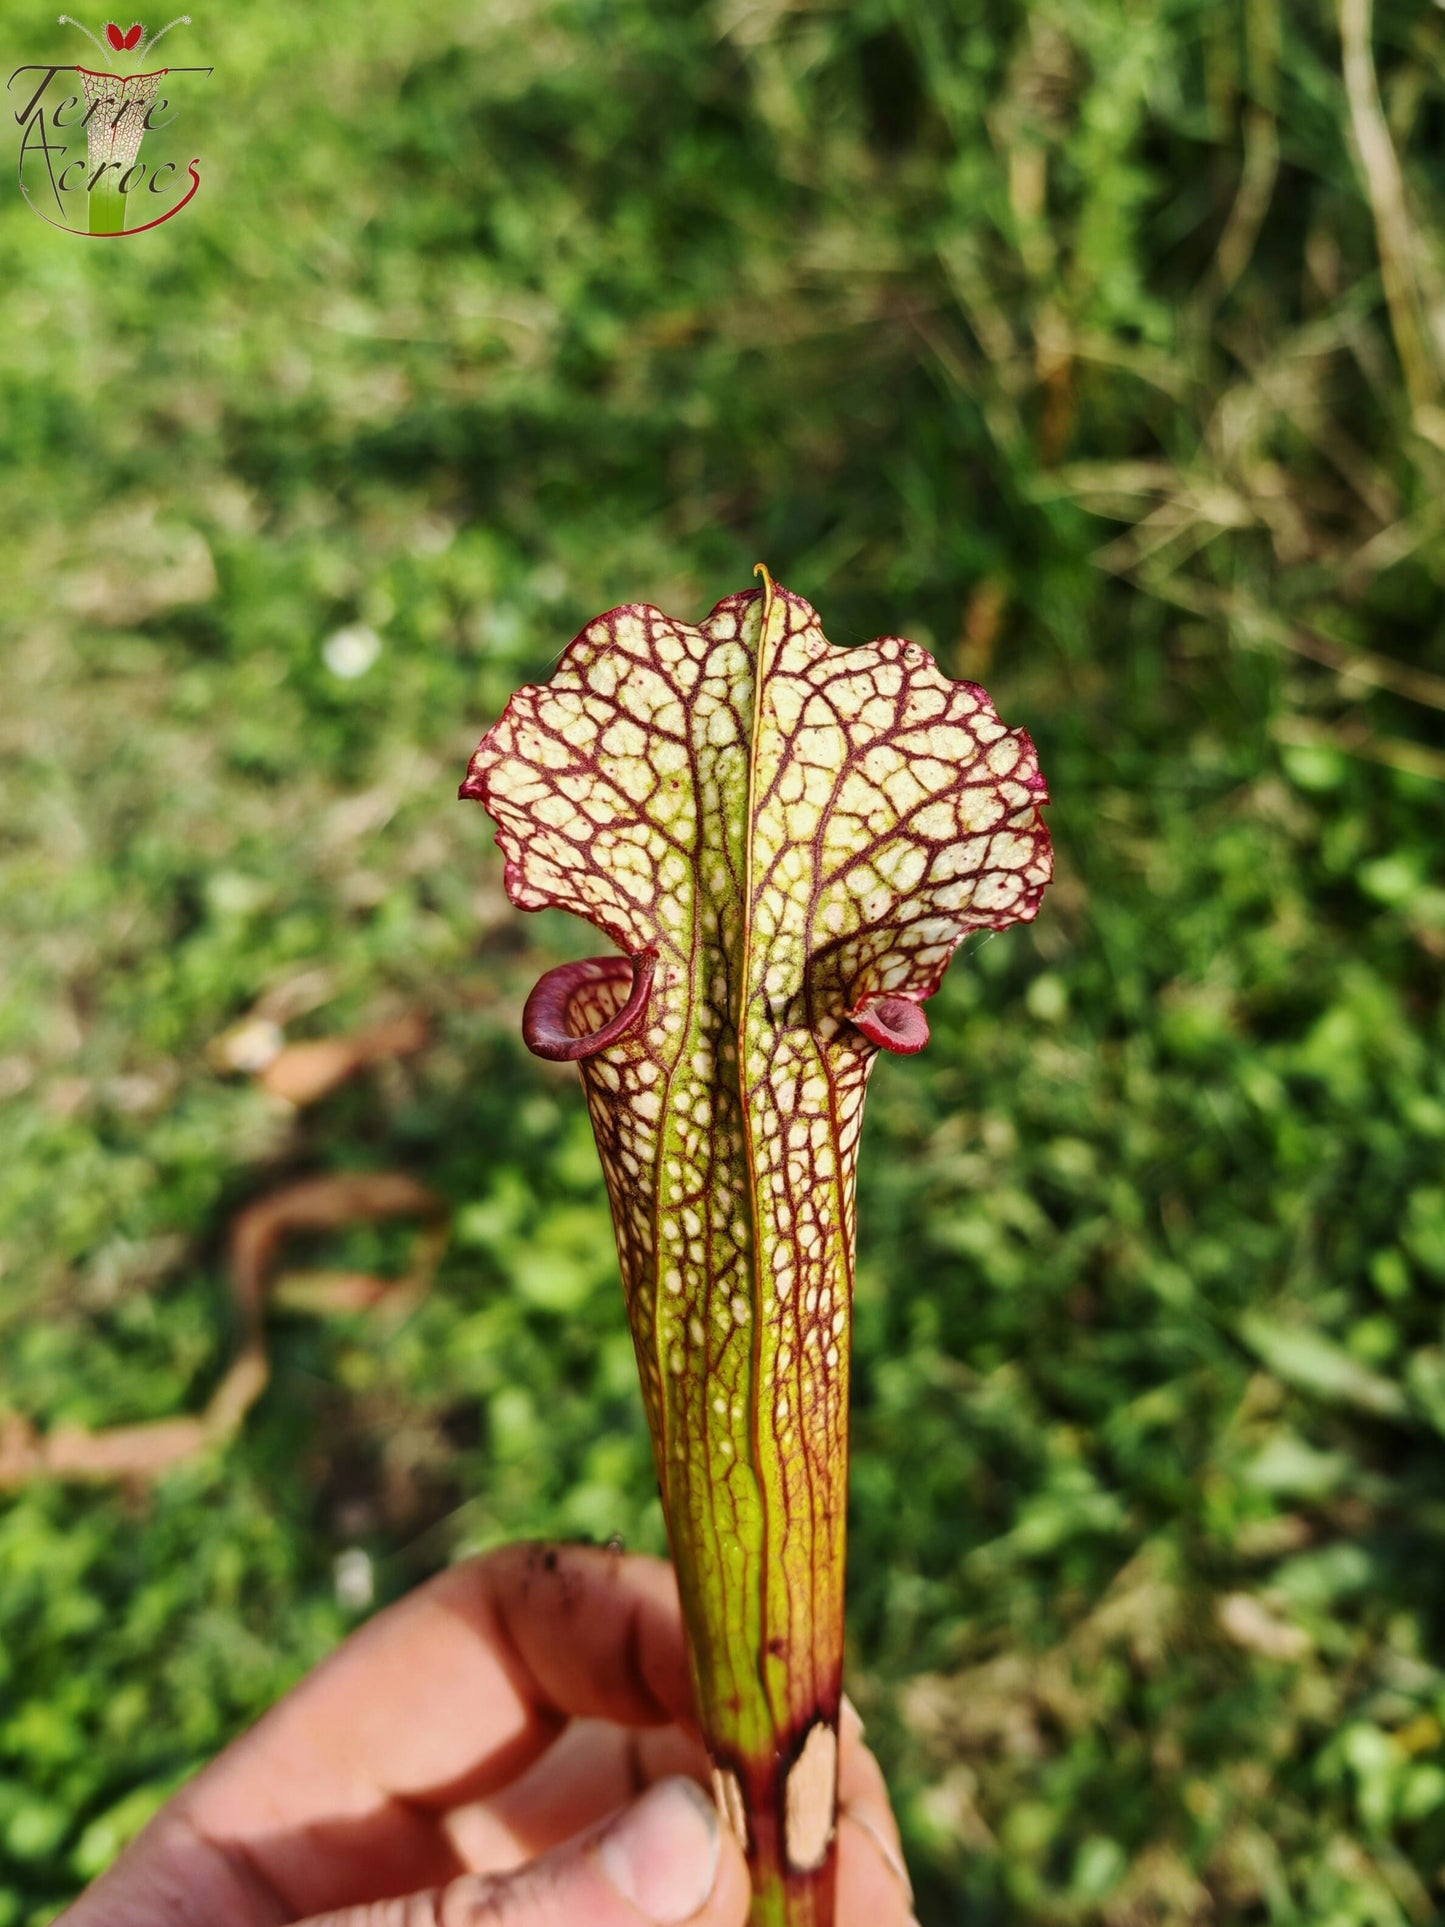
2 0 1444 1920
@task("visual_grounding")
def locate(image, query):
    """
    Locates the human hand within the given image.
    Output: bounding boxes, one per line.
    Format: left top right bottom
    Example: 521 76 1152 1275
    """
60 1541 916 1927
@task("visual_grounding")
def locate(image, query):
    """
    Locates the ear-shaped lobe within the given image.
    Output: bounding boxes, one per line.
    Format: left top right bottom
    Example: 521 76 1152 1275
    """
521 951 657 1061
846 993 930 1054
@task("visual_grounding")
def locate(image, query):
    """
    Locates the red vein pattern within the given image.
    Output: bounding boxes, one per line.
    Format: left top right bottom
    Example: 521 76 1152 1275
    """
462 572 1051 1925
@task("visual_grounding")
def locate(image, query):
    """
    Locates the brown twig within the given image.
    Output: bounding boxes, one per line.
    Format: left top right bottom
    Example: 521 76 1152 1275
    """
0 1170 447 1488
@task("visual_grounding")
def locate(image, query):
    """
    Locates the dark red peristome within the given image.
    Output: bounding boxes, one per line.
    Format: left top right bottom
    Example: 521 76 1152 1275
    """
521 951 657 1061
846 995 930 1055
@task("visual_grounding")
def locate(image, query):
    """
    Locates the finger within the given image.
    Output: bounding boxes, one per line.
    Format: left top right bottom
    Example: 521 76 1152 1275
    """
445 1719 712 1872
445 1686 917 1921
295 1777 750 1927
837 1812 917 1927
66 1545 695 1927
195 1542 695 1915
634 1724 714 1791
55 1811 289 1927
837 1700 915 1925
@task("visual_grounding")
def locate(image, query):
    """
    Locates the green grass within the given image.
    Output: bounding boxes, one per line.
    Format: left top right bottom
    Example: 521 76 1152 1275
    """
2 2 1444 1921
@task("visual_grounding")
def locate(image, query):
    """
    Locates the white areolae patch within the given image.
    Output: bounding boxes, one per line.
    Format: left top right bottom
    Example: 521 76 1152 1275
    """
783 1720 838 1873
713 1766 748 1850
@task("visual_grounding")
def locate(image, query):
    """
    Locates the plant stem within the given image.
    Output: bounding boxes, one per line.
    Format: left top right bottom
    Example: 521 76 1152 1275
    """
89 176 125 235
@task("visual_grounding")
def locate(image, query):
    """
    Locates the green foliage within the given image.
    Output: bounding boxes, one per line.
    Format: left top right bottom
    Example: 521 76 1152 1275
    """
1 1 1442 1922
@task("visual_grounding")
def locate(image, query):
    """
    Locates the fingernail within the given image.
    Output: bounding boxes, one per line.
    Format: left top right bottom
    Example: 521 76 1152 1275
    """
599 1775 721 1922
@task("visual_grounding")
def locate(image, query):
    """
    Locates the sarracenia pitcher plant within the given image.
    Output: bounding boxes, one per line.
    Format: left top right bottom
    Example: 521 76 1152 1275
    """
57 16 193 234
462 568 1052 1925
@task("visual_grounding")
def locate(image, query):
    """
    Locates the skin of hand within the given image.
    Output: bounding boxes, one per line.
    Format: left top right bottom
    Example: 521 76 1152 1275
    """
57 1541 917 1927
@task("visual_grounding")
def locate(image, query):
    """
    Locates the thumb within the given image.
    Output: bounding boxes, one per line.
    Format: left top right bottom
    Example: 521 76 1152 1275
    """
295 1776 752 1927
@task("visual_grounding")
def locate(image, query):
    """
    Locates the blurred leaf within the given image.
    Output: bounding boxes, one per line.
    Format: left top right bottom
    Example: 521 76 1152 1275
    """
1238 1313 1409 1421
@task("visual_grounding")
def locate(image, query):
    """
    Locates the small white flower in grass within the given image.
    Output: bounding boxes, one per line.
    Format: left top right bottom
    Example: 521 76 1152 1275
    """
333 1548 374 1612
323 624 383 680
216 1017 284 1074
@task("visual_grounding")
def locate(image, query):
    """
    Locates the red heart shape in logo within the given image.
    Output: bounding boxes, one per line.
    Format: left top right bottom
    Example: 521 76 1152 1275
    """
105 22 144 50
122 22 144 49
